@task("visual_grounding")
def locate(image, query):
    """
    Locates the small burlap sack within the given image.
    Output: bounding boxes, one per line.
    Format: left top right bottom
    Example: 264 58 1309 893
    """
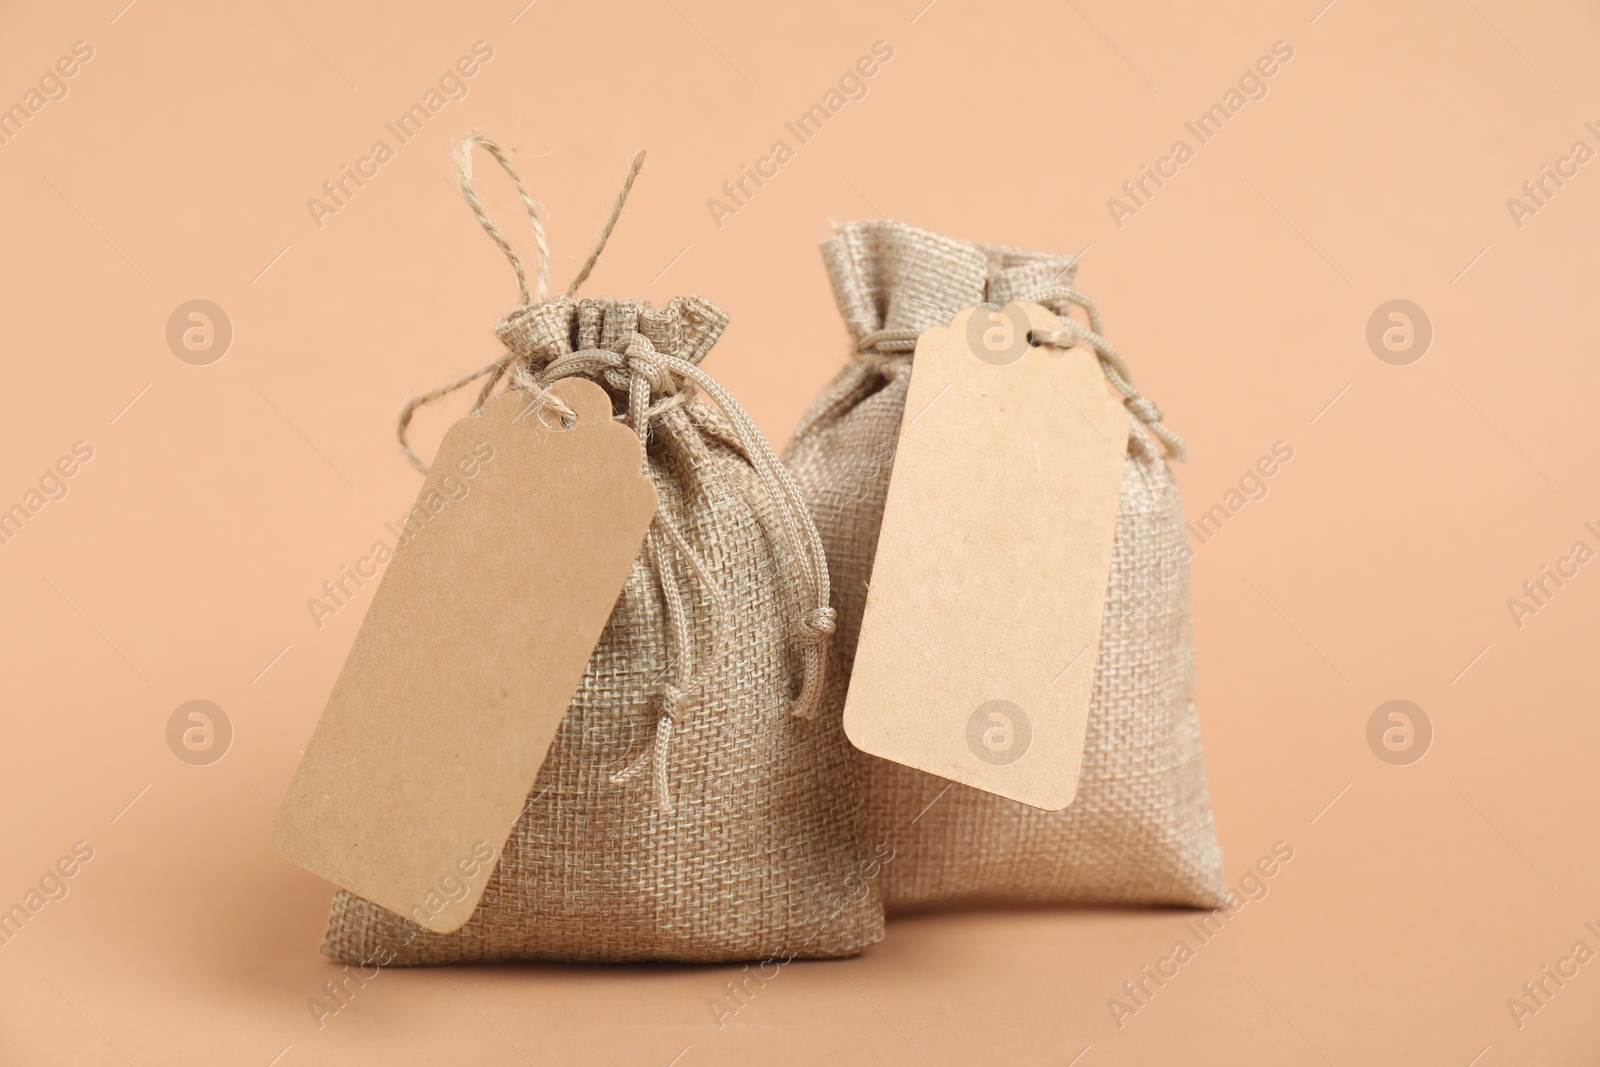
783 219 1225 911
322 136 883 964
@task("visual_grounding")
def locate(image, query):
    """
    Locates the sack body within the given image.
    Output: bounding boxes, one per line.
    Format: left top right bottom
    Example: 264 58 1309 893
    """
783 221 1226 911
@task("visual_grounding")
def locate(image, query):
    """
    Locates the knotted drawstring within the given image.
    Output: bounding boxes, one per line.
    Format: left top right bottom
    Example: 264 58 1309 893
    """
532 330 838 712
393 131 835 815
608 519 722 815
849 291 1186 461
540 332 837 811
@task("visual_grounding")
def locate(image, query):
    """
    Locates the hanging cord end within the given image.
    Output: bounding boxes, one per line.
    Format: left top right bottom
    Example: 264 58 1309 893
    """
395 352 517 474
609 684 686 816
790 606 837 719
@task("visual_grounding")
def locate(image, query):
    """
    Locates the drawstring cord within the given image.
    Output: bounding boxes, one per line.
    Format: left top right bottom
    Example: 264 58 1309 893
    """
1024 286 1186 461
535 332 838 707
608 519 723 815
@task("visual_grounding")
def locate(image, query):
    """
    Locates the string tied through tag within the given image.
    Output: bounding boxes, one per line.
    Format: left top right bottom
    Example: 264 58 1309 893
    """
1023 286 1187 461
846 290 1186 461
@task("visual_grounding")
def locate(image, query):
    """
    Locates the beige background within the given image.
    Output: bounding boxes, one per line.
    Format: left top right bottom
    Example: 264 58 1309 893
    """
2 0 1597 1063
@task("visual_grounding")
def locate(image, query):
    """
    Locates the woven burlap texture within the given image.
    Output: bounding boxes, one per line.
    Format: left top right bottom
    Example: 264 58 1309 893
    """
325 295 884 963
783 220 1226 911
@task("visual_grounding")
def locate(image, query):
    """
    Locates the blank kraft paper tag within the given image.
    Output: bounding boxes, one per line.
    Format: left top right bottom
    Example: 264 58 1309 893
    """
843 301 1128 811
272 377 656 933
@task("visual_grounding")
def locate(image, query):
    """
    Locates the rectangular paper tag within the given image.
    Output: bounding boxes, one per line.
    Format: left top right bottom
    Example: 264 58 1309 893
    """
842 301 1128 811
272 377 656 932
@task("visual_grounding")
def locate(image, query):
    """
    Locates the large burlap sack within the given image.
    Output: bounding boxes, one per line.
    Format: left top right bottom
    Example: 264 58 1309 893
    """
783 219 1225 911
322 136 883 964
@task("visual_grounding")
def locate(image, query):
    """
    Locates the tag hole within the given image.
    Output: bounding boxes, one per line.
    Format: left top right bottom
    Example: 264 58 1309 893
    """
1025 330 1038 347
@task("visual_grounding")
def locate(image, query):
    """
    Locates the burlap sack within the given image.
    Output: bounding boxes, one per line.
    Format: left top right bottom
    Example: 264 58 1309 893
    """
783 220 1225 911
322 137 883 964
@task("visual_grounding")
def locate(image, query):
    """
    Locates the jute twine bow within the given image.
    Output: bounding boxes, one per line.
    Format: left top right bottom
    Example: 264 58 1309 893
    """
395 132 645 467
393 131 835 815
852 288 1187 461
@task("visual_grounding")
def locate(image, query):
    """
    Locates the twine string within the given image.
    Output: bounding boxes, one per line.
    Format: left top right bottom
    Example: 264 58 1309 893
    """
454 130 549 305
395 133 647 473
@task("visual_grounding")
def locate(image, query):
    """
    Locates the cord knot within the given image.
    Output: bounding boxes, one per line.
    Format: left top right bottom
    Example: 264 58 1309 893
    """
799 606 837 641
622 334 678 395
1126 396 1163 425
658 682 688 721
